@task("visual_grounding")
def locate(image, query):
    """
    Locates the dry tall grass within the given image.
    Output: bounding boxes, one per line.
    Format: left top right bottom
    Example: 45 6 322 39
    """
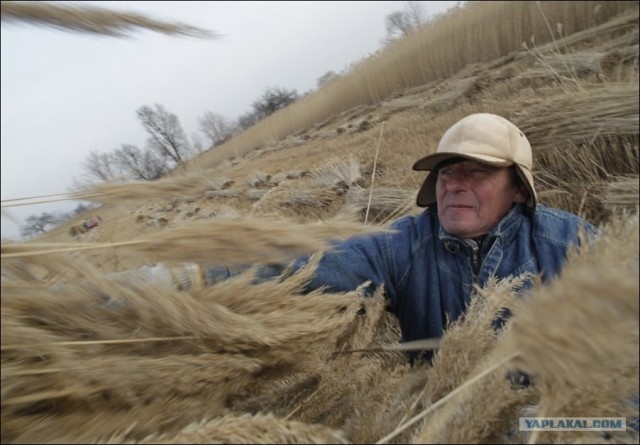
0 0 217 38
506 212 639 444
5 213 636 443
2 1 639 443
195 1 637 168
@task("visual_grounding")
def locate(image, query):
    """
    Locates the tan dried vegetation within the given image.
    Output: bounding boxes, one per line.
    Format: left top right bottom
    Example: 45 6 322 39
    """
0 0 217 38
1 1 638 443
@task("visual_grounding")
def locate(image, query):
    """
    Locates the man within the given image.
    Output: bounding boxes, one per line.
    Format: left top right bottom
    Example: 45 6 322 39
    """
204 113 595 349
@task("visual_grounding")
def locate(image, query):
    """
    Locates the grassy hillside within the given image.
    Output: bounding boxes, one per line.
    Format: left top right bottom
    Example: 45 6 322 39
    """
2 2 638 443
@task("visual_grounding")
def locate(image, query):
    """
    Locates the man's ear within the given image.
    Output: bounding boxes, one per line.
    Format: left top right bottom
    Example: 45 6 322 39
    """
513 186 528 204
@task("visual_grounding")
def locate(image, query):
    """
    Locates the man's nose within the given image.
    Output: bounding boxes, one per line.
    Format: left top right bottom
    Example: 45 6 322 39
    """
444 171 469 191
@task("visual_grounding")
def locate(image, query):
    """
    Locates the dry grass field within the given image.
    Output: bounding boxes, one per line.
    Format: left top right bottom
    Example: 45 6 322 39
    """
2 2 639 443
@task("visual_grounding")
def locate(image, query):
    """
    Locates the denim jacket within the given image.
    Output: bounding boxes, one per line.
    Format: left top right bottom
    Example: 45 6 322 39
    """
204 204 594 344
283 204 595 345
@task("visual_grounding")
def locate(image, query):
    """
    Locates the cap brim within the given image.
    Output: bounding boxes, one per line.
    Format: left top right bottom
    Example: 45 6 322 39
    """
416 162 537 210
416 171 437 207
515 165 537 210
412 152 513 171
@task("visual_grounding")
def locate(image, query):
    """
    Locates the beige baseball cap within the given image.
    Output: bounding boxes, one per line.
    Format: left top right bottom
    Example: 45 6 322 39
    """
413 113 537 209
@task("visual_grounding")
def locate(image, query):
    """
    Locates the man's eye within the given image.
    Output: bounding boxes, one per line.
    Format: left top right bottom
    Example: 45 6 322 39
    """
470 168 488 176
439 168 453 179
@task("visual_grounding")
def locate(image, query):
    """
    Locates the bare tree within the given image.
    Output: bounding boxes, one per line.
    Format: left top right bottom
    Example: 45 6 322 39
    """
234 87 298 131
252 86 299 119
405 1 425 28
136 104 190 165
71 202 94 216
83 150 118 182
198 111 237 146
190 132 205 155
0 1 218 38
316 70 339 89
112 144 168 180
236 110 262 131
20 212 62 238
384 1 425 41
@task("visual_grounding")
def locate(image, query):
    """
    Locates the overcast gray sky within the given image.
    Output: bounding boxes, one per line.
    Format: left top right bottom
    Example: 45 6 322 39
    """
1 1 457 240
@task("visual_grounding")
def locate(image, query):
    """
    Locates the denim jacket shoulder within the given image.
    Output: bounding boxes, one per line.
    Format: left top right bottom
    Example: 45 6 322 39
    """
528 204 597 280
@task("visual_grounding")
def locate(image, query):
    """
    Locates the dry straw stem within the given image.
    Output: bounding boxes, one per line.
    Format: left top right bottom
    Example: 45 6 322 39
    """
311 156 363 188
335 338 440 354
135 412 349 444
1 217 393 265
72 175 216 204
1 192 106 208
525 47 639 82
0 0 218 38
506 213 639 443
365 122 385 225
517 8 639 92
1 191 85 208
515 82 639 151
250 156 366 222
1 335 198 351
345 186 416 215
530 137 638 225
250 182 348 222
0 243 112 287
601 176 640 208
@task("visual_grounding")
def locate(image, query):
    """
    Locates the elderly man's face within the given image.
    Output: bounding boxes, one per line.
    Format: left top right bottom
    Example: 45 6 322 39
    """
436 160 526 238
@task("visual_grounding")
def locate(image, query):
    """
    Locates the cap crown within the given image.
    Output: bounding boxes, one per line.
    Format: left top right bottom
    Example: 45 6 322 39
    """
413 113 532 171
440 113 532 166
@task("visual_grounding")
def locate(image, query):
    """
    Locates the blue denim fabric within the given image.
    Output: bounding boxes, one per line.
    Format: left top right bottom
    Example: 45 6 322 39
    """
290 203 596 347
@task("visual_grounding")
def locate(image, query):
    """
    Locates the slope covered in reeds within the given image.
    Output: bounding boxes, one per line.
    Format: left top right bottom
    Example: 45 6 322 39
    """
2 1 639 443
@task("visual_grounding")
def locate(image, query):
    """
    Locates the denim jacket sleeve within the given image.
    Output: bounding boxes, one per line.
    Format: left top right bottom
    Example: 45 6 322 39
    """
293 219 414 302
530 205 598 280
201 218 412 299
